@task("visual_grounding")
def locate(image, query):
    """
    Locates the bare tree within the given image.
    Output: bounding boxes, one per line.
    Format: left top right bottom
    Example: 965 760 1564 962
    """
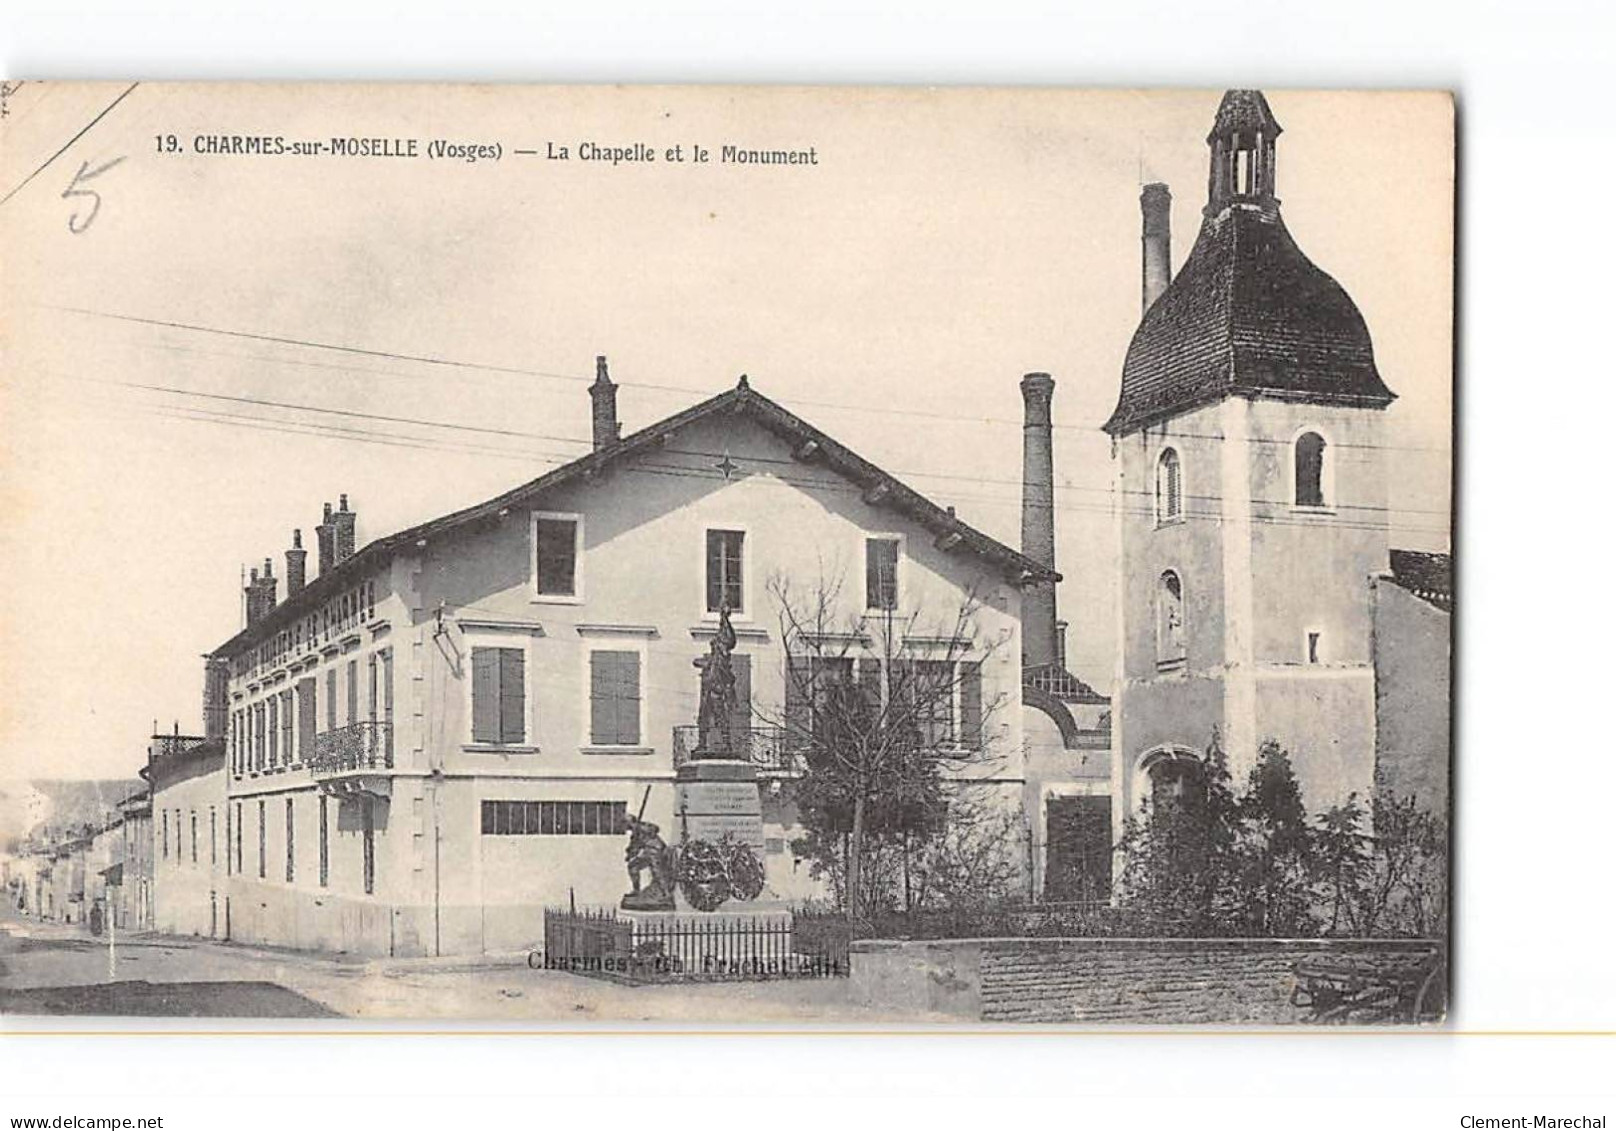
758 567 1010 920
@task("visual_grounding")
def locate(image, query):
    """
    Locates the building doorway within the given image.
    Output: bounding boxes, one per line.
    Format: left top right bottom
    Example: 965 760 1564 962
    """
1044 796 1113 902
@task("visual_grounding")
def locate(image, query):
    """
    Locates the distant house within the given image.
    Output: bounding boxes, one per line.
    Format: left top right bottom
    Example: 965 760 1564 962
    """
146 731 227 939
205 366 1055 956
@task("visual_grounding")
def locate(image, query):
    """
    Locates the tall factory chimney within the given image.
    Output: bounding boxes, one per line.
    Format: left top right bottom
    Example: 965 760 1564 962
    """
1141 182 1172 313
1020 371 1059 670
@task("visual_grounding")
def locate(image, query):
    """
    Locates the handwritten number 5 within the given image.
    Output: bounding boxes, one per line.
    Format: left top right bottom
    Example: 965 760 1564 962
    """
62 155 126 234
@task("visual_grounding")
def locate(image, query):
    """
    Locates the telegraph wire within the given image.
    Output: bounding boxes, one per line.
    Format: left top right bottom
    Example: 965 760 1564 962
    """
49 303 1453 455
55 370 1454 522
85 388 1450 539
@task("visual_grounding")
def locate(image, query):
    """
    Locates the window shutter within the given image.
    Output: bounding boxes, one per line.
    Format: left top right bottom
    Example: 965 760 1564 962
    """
471 647 500 744
618 652 641 745
591 651 640 745
346 659 359 725
498 647 526 744
856 658 884 719
865 541 882 609
960 662 983 748
297 679 317 755
705 531 724 612
590 652 611 744
784 656 811 752
728 653 752 752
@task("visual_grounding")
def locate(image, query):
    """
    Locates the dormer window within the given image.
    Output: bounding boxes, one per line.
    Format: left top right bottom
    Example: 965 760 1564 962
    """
1156 447 1183 524
1294 431 1328 508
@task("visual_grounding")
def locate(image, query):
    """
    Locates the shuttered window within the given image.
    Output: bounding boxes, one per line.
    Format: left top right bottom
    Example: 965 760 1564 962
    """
865 537 900 611
285 798 295 883
296 678 317 760
325 669 337 731
280 690 294 762
346 659 359 726
705 529 745 613
959 662 983 749
1157 447 1183 522
318 796 329 887
728 653 752 752
589 650 641 746
471 646 526 746
535 517 579 597
266 696 278 765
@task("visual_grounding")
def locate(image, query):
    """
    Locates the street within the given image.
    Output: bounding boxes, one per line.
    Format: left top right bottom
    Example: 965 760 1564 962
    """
0 908 923 1022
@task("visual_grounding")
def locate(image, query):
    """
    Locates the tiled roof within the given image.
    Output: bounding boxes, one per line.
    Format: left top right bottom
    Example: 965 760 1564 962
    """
1208 89 1282 142
1103 205 1396 437
1388 549 1452 612
211 379 1059 658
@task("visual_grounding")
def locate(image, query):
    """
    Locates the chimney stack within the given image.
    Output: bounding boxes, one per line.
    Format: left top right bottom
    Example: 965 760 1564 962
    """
316 502 335 577
1020 372 1059 671
333 494 356 562
1141 182 1172 314
202 656 229 741
590 355 620 451
285 529 307 595
244 559 278 626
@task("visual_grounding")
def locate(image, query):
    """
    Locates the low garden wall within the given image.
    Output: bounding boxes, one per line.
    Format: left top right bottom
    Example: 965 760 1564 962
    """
849 936 1442 1024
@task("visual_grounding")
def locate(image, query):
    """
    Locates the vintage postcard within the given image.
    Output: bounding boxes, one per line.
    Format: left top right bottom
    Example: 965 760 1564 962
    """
0 83 1453 1024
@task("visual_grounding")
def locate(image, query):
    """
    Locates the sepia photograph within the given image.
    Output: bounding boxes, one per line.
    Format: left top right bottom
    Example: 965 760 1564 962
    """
0 82 1454 1025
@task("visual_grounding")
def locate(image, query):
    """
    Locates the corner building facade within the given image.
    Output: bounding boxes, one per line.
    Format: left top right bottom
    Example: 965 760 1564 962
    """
211 376 1049 957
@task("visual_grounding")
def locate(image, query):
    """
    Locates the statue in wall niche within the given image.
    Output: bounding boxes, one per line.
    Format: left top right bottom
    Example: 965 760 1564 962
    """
693 601 738 758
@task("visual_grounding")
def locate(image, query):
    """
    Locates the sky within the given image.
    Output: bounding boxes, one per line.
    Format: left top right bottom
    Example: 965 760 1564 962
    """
0 84 1453 783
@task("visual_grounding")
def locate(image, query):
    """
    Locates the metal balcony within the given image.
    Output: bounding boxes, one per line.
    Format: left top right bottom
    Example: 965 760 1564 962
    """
671 725 803 776
308 722 394 796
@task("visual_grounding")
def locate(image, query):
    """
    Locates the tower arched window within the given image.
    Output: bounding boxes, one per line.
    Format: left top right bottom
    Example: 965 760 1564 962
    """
1156 447 1183 524
1294 431 1327 508
1156 570 1186 670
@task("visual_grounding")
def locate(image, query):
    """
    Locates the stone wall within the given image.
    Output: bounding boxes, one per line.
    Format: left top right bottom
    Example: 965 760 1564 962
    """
850 937 1441 1024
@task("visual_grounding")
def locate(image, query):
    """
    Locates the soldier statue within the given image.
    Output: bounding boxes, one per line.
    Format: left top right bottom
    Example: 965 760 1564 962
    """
620 813 675 911
693 601 739 758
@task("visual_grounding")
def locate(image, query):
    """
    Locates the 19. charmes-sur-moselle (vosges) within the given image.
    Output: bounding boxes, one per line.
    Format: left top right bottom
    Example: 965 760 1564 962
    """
179 135 819 166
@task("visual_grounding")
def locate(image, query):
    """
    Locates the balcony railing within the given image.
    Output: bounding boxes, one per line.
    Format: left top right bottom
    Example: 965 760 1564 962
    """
308 721 394 776
671 725 803 775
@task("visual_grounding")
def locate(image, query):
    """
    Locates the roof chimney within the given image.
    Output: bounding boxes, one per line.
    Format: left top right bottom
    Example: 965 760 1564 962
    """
1141 182 1172 314
333 494 356 562
1020 372 1059 671
590 355 620 451
316 502 335 577
244 566 276 628
285 529 307 596
202 655 229 741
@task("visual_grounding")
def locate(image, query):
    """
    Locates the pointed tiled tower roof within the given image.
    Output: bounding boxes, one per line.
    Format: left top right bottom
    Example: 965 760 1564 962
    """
1103 90 1395 437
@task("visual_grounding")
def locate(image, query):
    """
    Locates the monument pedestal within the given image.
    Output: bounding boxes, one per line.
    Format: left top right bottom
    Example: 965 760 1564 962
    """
675 757 766 854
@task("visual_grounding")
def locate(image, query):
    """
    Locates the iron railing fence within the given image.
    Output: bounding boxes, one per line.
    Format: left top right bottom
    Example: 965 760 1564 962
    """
671 725 803 775
308 721 394 775
541 906 850 982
